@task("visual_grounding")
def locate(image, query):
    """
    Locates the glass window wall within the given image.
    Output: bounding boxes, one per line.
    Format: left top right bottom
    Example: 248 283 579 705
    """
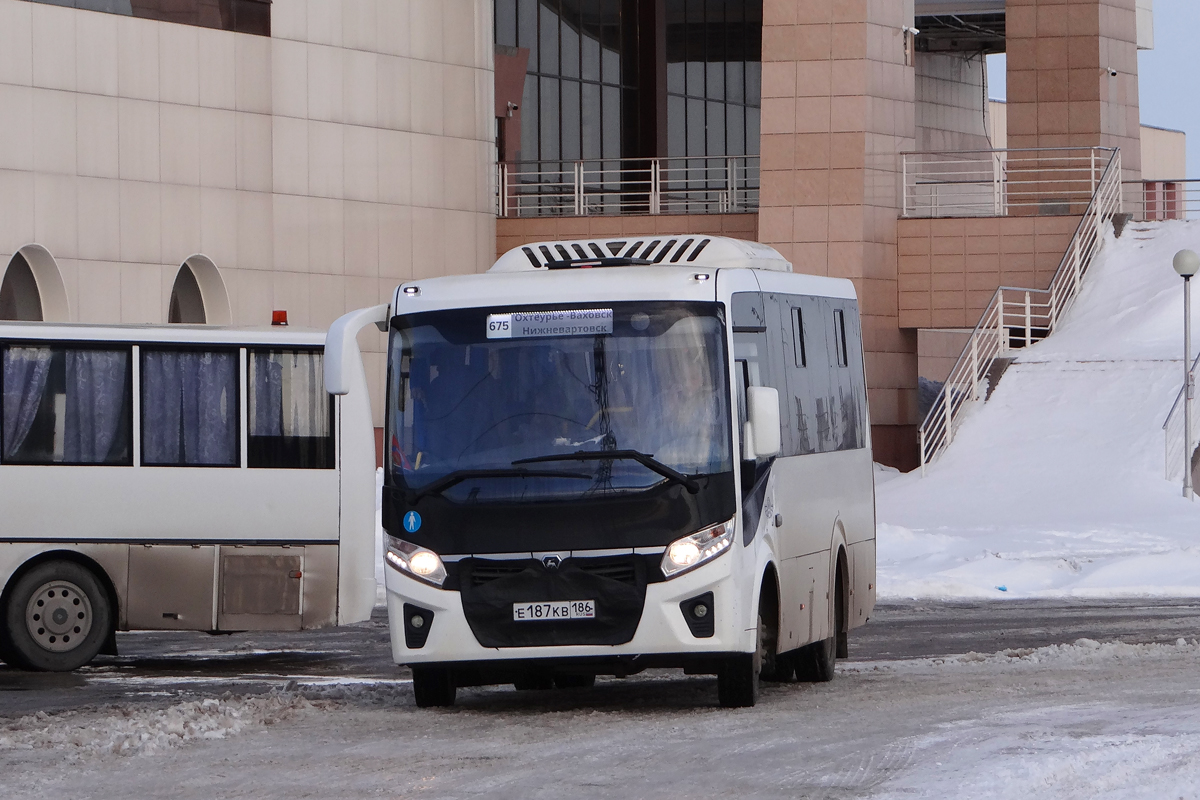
495 0 761 164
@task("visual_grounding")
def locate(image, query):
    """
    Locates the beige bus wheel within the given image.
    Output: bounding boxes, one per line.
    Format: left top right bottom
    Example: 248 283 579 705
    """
3 561 111 672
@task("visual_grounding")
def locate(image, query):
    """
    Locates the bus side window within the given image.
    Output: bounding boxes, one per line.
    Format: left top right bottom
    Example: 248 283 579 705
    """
141 348 240 467
833 308 849 367
792 307 806 367
0 344 133 465
831 301 867 451
248 349 335 469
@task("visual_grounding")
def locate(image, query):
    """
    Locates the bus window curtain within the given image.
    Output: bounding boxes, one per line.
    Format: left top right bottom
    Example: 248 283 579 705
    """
250 351 326 438
142 350 238 466
63 350 128 463
1 347 52 460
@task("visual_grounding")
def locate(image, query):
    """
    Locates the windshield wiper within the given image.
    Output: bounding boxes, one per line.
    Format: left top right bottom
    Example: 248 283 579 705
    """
407 468 593 503
512 450 701 494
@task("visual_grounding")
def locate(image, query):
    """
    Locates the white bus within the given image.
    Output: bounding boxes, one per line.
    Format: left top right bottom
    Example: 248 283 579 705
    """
0 322 377 671
329 236 876 708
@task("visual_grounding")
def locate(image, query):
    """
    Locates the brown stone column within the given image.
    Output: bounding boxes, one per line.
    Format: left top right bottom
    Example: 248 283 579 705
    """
1006 0 1141 179
758 0 919 470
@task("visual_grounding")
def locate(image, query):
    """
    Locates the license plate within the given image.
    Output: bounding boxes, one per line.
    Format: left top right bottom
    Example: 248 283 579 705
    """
512 600 595 621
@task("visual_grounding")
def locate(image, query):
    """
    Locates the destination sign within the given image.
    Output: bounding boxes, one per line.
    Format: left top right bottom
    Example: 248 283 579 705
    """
486 309 614 339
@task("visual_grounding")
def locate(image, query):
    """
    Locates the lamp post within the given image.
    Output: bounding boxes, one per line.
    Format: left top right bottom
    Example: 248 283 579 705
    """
1174 249 1200 499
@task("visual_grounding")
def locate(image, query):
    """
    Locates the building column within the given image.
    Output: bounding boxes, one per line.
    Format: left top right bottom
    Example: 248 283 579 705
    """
1005 0 1141 180
758 0 919 470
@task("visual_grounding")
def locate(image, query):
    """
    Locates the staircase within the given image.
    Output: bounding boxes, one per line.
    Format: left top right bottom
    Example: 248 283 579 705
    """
918 148 1125 472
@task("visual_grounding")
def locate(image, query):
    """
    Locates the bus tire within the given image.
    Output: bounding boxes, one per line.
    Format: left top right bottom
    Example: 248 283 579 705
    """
795 562 846 683
718 597 775 707
3 560 112 672
412 667 456 708
793 636 835 682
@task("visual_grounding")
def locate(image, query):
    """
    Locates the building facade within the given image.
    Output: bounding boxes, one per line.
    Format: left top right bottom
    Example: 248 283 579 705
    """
1 0 1185 469
494 0 1177 470
0 0 497 426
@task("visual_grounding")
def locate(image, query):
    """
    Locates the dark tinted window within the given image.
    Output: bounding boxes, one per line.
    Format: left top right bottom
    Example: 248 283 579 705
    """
141 349 239 467
1 345 132 465
248 350 334 469
792 307 806 367
833 308 849 367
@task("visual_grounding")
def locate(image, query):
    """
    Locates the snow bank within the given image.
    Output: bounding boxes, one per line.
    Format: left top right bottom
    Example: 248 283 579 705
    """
0 692 315 758
843 636 1200 674
878 221 1200 599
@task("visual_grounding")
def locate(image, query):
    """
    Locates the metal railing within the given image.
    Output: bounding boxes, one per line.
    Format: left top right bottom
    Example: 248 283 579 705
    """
1163 351 1200 481
919 148 1124 470
902 147 1116 218
496 156 759 218
1124 180 1200 222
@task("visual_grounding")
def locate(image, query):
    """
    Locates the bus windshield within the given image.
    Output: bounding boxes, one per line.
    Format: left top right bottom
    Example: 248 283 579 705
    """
389 301 732 503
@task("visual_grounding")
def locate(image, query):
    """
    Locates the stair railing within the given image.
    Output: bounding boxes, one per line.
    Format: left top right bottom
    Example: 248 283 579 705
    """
1163 350 1200 481
919 148 1124 472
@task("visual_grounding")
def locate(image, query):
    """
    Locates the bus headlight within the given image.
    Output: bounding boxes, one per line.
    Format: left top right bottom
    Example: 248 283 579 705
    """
385 535 447 588
661 519 735 579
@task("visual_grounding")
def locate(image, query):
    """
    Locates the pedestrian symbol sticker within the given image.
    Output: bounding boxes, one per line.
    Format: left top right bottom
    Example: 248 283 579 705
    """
404 511 422 533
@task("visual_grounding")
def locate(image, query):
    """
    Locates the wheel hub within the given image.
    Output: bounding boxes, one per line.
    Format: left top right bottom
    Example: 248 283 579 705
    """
25 580 92 653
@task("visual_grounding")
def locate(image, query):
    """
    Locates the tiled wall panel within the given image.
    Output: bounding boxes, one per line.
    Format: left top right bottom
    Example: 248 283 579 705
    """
0 0 497 428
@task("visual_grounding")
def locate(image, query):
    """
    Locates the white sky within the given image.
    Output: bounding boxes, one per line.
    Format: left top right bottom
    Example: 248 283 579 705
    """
986 0 1198 177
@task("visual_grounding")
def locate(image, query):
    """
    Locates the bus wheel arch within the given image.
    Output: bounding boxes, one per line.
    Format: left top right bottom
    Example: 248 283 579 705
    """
1 552 118 671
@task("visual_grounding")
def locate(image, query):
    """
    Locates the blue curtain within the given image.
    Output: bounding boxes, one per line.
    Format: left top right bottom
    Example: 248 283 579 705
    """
142 350 238 466
1 347 52 461
64 350 128 463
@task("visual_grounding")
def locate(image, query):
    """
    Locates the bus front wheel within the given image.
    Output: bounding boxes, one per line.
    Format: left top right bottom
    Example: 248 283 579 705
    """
3 560 112 672
718 597 776 708
412 667 456 708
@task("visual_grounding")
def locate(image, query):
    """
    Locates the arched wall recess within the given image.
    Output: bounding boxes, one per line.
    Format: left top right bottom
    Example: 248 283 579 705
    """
0 245 70 322
174 255 232 326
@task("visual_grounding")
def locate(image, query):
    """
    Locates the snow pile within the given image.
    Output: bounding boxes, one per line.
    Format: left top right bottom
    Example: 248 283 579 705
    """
0 692 314 758
878 220 1200 599
870 707 1200 800
843 637 1200 674
297 678 411 707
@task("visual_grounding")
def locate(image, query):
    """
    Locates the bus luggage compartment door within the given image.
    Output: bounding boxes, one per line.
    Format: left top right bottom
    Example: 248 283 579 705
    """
217 546 304 631
126 545 217 631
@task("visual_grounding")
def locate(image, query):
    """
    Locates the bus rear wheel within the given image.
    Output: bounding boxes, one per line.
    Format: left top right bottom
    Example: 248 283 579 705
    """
412 667 456 707
3 560 111 672
795 564 846 683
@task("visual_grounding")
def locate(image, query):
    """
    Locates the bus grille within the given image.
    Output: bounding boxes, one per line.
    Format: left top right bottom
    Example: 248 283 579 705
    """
470 563 529 587
458 556 648 648
576 561 638 585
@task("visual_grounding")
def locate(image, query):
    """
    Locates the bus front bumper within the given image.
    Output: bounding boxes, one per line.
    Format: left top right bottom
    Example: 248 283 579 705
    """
384 555 751 673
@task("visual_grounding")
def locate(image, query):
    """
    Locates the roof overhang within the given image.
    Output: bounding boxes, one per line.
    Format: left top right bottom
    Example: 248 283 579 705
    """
914 0 1004 14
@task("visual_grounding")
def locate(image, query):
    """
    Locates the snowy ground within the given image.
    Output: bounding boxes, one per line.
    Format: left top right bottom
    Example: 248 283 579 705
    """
878 220 1200 600
3 634 1200 799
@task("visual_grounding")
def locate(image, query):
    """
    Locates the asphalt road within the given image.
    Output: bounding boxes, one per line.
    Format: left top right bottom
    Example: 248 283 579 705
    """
3 599 1200 718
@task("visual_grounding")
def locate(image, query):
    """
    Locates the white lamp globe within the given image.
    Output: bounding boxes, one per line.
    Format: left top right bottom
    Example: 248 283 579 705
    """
1174 249 1200 279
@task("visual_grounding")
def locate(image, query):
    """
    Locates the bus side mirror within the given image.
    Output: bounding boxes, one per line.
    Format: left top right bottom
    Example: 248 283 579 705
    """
325 303 390 395
746 386 781 459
